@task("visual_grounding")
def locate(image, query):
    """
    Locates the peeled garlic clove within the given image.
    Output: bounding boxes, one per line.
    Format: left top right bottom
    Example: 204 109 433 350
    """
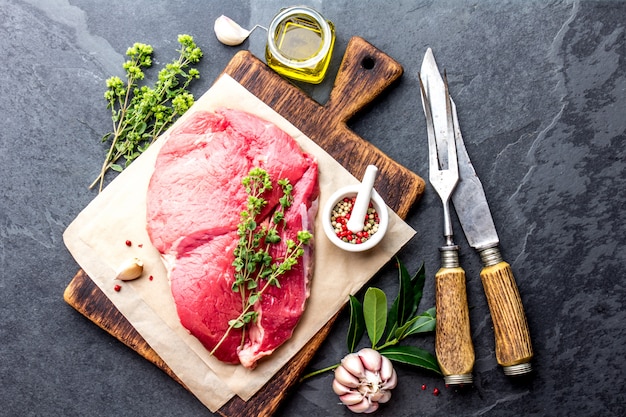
115 257 143 281
341 353 366 379
214 15 251 46
357 348 383 373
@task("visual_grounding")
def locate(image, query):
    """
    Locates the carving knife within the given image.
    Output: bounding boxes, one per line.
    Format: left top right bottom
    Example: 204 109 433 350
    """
420 48 533 376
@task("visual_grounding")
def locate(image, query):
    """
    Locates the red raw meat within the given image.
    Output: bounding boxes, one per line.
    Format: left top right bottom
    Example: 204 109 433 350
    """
147 109 310 255
168 231 242 363
146 108 318 368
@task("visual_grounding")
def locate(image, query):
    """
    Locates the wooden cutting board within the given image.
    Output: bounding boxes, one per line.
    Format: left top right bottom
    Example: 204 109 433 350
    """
64 36 425 416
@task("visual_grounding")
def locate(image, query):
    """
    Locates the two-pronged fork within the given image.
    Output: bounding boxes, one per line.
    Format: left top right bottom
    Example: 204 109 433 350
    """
419 73 475 385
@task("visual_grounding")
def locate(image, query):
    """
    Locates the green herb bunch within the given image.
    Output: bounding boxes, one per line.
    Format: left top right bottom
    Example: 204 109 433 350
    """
211 168 313 355
304 259 441 379
91 34 203 191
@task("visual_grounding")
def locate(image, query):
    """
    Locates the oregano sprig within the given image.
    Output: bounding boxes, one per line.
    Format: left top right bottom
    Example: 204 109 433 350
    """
210 168 313 356
90 34 203 192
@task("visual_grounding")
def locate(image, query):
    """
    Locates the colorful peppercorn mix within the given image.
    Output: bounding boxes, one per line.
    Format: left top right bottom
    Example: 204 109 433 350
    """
330 196 380 244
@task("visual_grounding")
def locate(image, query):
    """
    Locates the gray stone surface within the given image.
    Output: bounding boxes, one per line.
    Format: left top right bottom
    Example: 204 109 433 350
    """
1 0 625 416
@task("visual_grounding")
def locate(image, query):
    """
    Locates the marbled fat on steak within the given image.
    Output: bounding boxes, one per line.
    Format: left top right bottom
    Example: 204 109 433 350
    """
146 108 318 368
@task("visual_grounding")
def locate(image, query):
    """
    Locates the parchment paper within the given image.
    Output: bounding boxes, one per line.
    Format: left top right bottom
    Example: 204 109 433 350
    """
63 74 416 412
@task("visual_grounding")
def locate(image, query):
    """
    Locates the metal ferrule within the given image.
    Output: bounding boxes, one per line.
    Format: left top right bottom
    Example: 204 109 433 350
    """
444 373 473 385
478 245 503 266
503 362 532 376
439 245 460 268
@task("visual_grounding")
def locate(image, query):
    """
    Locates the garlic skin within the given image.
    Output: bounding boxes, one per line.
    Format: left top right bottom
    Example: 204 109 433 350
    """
358 348 382 372
333 348 398 414
115 257 144 281
213 15 251 46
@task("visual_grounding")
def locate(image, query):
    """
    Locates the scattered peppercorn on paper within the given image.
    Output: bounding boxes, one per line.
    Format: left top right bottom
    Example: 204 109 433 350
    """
63 75 416 412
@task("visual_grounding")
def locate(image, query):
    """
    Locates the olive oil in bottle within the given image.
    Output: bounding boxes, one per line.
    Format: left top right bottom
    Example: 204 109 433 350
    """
266 6 335 84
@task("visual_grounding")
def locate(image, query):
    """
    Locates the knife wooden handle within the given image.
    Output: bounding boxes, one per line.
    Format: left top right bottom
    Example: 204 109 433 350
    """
480 260 533 374
435 266 475 384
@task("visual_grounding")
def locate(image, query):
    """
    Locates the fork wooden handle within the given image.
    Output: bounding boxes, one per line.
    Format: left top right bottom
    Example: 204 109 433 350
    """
480 261 533 375
435 266 475 384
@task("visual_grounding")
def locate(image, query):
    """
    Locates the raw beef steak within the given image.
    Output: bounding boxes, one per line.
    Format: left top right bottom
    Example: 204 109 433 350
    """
146 108 318 368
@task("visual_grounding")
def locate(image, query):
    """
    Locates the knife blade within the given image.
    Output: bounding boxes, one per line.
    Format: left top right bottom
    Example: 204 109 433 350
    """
420 48 533 376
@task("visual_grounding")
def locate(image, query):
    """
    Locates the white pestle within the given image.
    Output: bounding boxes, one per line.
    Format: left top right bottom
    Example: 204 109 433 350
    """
347 165 379 233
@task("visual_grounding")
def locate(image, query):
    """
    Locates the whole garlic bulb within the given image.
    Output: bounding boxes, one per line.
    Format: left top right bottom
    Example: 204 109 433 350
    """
332 348 397 414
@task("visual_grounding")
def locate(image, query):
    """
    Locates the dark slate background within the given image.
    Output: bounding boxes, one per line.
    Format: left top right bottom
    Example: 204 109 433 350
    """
1 1 624 416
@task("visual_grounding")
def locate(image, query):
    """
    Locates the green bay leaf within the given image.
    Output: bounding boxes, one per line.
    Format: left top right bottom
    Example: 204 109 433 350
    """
347 295 365 353
396 257 415 327
395 307 436 340
363 288 387 348
379 345 441 374
411 262 426 309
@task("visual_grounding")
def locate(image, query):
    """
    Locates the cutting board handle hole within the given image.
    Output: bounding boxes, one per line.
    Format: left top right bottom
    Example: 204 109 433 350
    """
361 56 376 70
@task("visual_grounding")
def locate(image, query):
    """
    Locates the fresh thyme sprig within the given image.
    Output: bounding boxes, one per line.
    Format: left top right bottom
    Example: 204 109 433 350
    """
90 34 203 192
210 168 313 356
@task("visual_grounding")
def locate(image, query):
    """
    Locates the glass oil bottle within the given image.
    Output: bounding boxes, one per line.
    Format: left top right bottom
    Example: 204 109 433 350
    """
265 6 335 84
